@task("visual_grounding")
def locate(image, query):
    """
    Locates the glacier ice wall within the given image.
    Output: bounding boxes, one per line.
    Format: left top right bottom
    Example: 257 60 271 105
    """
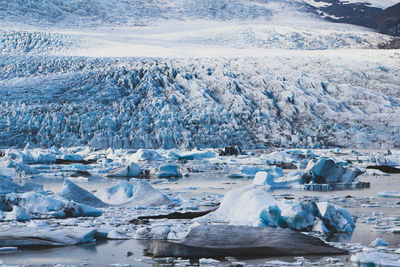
0 54 399 149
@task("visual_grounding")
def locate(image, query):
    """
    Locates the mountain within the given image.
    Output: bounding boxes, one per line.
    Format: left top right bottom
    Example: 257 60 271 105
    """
304 0 400 36
372 3 400 36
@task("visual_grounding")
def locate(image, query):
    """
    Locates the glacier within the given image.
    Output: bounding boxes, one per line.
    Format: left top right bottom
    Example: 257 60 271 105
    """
0 53 399 149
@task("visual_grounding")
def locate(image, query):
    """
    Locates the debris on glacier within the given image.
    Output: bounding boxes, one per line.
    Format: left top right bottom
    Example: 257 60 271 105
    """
157 164 183 178
200 185 355 234
146 224 346 257
0 227 97 247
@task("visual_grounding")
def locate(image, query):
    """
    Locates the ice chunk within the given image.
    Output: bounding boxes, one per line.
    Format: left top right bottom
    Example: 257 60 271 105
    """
202 185 278 226
95 181 134 205
0 227 97 247
377 191 400 198
170 150 216 160
203 185 354 233
351 251 400 267
253 167 301 189
317 202 355 233
2 192 101 218
129 149 164 163
253 167 284 185
96 180 176 207
157 164 182 178
107 229 129 240
59 179 106 208
370 238 389 247
147 225 346 257
106 162 141 177
303 158 362 184
4 206 31 222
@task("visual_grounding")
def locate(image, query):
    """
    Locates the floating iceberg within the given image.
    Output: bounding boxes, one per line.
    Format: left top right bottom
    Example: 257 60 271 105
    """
377 191 400 198
253 167 302 189
1 192 102 218
157 164 182 178
203 185 355 233
0 227 97 247
303 158 362 184
96 180 176 207
351 251 400 267
4 206 31 222
169 150 216 160
129 149 164 163
146 225 346 257
106 162 141 177
59 179 106 208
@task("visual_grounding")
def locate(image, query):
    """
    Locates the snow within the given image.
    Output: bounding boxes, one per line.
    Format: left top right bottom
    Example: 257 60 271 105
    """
340 0 399 9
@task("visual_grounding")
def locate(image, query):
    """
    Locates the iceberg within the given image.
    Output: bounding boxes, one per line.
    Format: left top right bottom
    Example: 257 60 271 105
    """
4 206 31 222
351 251 400 267
203 185 355 233
0 227 97 247
146 225 346 257
106 162 141 177
157 164 182 178
59 179 107 208
253 167 302 189
1 192 102 218
128 149 164 163
303 158 362 184
96 180 176 207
